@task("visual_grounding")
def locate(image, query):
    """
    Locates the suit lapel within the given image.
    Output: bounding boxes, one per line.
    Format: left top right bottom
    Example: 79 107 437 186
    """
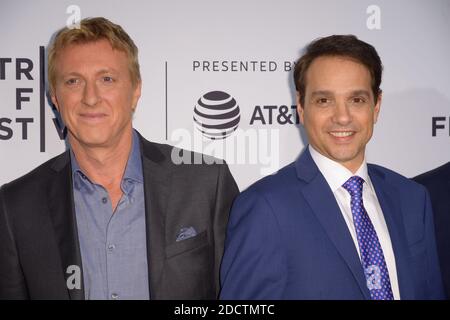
47 151 84 300
139 135 171 299
369 167 415 299
296 149 370 299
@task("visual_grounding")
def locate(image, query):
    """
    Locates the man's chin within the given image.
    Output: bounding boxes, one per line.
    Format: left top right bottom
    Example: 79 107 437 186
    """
69 133 112 149
330 151 363 170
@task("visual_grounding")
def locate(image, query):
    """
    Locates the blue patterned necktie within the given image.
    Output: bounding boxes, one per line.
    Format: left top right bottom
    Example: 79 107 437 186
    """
342 176 394 300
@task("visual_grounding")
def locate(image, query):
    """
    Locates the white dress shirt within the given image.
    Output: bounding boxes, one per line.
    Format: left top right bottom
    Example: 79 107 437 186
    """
309 145 400 300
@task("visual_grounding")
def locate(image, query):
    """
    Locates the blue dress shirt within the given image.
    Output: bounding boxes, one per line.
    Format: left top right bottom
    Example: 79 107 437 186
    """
70 130 149 300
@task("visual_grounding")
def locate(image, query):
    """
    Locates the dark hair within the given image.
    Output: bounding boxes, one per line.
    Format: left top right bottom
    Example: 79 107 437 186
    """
293 35 383 106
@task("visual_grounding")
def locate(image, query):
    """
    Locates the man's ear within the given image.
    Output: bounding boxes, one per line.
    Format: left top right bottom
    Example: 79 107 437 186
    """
50 90 60 112
296 92 305 125
131 80 142 112
373 91 382 124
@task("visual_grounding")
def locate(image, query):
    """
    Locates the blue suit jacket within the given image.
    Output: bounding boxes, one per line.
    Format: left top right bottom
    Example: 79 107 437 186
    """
414 162 450 299
220 149 445 299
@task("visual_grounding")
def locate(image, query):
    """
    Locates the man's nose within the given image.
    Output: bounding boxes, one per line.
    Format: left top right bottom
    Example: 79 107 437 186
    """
332 101 352 125
81 81 100 106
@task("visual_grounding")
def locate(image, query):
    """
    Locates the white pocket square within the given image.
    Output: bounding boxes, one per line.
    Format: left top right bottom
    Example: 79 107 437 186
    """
176 226 197 242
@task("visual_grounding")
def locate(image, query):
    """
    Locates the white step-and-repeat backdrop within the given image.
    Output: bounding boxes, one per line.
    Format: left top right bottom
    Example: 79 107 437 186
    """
1 0 449 190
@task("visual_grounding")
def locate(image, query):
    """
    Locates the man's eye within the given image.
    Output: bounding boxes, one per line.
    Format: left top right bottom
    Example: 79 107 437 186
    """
316 98 329 104
65 78 79 85
352 97 366 104
102 76 114 83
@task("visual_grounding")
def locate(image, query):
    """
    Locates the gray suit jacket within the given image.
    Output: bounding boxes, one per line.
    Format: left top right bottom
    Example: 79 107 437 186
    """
0 132 239 299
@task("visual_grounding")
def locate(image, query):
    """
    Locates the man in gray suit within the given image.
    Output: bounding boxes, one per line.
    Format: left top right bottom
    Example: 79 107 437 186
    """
0 17 238 300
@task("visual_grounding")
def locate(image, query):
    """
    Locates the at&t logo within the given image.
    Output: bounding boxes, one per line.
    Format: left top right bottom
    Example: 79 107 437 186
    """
193 91 240 140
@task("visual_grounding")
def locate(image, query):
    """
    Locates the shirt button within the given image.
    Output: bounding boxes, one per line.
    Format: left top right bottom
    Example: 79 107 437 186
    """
108 244 115 252
111 293 119 300
102 197 108 204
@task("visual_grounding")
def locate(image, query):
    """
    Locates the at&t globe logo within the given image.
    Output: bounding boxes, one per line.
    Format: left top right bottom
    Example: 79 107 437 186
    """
193 91 240 140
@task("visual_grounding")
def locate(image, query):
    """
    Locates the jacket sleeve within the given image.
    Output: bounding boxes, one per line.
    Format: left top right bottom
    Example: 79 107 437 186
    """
0 185 29 299
423 188 446 299
219 188 287 299
212 163 239 298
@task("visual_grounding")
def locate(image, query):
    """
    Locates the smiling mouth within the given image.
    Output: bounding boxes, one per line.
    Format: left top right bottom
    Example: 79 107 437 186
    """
78 113 108 123
330 131 355 137
79 113 107 118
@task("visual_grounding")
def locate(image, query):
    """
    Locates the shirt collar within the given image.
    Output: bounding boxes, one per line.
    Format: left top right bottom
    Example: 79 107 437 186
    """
308 145 375 193
70 150 94 193
123 129 144 184
70 129 144 193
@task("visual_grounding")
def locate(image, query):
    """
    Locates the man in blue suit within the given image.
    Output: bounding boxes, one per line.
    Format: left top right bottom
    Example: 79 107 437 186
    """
414 162 450 298
220 35 445 300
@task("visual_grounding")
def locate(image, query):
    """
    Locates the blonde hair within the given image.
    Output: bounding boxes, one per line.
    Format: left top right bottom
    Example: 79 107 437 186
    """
48 17 141 93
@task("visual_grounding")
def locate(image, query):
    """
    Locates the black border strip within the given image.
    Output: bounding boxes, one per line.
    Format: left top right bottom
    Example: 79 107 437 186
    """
39 46 45 152
165 61 168 141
